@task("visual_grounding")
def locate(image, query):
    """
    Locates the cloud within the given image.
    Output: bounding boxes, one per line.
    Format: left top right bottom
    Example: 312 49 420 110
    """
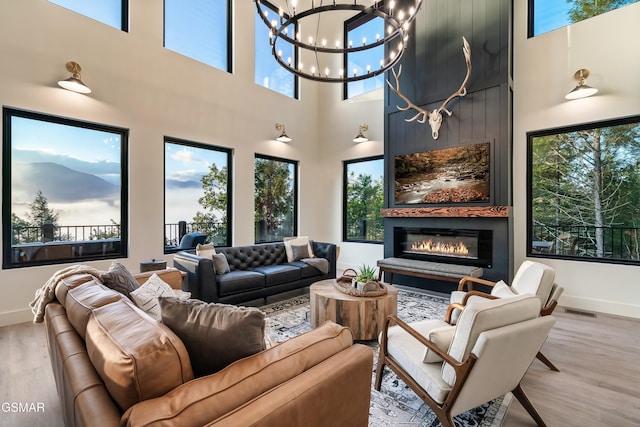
171 148 209 167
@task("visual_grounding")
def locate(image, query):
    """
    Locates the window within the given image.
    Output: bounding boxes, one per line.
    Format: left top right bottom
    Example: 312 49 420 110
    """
164 138 232 251
527 116 640 265
254 155 298 243
343 156 384 243
2 108 128 268
344 14 385 99
255 0 298 98
164 0 231 72
529 0 638 37
48 0 128 31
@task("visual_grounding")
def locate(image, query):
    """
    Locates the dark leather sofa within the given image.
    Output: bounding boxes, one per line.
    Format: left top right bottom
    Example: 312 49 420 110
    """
173 241 337 305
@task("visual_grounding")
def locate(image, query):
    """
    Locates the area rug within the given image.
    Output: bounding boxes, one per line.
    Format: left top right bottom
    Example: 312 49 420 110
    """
259 289 512 427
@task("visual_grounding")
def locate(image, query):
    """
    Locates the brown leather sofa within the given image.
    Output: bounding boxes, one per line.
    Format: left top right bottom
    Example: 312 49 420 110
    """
44 269 373 427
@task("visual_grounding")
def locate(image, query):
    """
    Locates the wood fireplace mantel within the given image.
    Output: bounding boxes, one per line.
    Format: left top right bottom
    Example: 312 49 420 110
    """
380 206 510 218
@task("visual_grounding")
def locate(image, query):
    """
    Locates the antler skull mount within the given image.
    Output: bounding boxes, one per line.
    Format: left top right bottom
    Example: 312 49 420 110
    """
387 37 472 140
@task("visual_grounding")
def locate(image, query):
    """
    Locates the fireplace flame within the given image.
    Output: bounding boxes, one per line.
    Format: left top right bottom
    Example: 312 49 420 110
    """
410 240 470 256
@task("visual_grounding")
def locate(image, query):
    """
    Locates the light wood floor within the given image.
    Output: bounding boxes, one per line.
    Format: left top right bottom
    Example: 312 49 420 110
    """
1 307 638 426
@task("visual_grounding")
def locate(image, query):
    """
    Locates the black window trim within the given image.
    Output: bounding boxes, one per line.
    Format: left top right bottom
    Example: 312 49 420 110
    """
256 0 299 99
342 155 384 244
254 153 299 243
162 0 233 73
163 136 233 253
2 107 129 269
526 114 640 266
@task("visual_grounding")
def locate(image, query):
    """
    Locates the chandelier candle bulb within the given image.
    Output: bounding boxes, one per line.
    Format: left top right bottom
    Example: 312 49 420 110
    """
255 0 423 82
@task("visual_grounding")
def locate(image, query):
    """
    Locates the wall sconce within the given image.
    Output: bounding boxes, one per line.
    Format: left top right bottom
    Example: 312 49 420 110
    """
57 61 92 94
275 123 292 142
565 69 598 100
353 124 369 143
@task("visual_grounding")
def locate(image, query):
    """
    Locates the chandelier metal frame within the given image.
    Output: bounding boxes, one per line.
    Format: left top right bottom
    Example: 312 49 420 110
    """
255 0 423 83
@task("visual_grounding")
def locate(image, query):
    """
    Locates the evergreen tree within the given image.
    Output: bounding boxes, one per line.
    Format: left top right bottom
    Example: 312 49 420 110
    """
26 190 59 227
192 164 228 245
254 158 293 241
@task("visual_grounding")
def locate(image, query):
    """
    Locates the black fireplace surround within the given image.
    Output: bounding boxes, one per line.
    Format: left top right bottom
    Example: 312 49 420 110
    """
394 227 493 268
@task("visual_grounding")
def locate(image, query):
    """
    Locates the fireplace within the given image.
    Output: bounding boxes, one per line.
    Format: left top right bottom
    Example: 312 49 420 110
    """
394 227 493 268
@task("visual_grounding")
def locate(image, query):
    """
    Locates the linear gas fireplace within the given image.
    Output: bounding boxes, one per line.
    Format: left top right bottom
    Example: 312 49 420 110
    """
394 227 493 268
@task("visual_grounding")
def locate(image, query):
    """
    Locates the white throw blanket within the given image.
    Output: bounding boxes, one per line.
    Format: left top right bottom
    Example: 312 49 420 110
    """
29 264 104 324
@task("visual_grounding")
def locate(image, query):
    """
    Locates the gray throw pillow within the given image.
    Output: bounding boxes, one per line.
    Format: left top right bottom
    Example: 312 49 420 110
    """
212 253 230 274
291 244 310 261
159 297 266 377
100 262 139 299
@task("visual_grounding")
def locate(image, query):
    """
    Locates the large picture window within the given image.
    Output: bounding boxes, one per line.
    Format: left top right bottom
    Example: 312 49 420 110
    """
48 0 128 31
343 156 384 243
254 155 298 243
164 138 232 252
529 0 638 37
344 14 385 99
527 116 640 265
2 108 128 268
254 0 298 98
164 0 231 72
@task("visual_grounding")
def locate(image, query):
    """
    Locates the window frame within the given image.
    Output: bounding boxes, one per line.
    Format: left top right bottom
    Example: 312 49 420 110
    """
342 155 384 244
254 0 299 99
163 0 233 73
343 12 385 100
163 137 233 253
254 153 299 244
48 0 129 31
526 115 640 266
527 0 638 38
2 107 129 269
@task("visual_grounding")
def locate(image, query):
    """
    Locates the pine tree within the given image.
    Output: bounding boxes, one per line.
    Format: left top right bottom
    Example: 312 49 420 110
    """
26 190 59 227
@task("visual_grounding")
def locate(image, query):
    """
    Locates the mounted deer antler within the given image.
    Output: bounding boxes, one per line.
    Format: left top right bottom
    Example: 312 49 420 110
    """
387 37 472 140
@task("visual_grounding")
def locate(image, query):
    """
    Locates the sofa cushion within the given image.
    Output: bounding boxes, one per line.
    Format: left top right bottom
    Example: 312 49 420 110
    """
121 321 354 427
159 297 266 377
65 279 122 339
253 264 301 287
217 271 265 296
196 242 216 258
288 261 323 278
85 298 194 411
100 262 140 300
55 273 96 307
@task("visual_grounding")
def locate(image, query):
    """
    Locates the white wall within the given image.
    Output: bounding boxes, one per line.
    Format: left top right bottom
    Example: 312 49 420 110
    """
0 0 330 325
513 2 640 318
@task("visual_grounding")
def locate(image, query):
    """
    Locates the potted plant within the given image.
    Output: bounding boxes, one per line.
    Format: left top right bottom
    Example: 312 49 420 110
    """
353 264 378 291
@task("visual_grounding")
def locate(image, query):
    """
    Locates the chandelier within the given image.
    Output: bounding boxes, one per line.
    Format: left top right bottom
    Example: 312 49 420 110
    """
255 0 424 83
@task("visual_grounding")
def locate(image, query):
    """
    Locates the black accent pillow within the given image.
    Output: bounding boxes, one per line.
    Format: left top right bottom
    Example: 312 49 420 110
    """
291 244 310 261
159 297 266 377
212 253 230 274
100 262 139 299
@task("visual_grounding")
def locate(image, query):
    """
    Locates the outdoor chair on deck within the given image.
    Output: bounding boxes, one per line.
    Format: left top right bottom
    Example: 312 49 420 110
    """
375 295 555 427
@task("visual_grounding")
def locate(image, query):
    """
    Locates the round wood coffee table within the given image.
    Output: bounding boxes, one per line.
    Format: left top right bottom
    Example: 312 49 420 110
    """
309 279 398 340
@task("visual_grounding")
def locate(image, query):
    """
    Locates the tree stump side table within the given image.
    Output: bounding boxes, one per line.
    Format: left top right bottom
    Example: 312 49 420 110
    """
309 279 398 340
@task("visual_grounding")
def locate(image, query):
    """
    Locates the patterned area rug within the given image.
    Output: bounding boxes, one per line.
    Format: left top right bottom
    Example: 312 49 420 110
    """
260 289 511 427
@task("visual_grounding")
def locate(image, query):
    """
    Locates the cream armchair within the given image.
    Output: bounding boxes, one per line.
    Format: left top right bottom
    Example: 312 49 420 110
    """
445 260 562 371
375 295 555 427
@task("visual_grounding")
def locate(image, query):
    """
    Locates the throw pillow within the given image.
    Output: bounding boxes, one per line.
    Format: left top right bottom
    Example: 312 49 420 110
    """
212 253 230 274
130 273 177 321
196 243 215 258
100 262 140 300
291 244 310 261
283 236 314 262
422 325 456 363
159 297 266 377
490 280 517 298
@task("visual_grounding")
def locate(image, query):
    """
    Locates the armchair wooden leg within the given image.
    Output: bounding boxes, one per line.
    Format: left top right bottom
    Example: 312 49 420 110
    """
536 351 560 372
512 384 547 427
374 347 386 391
